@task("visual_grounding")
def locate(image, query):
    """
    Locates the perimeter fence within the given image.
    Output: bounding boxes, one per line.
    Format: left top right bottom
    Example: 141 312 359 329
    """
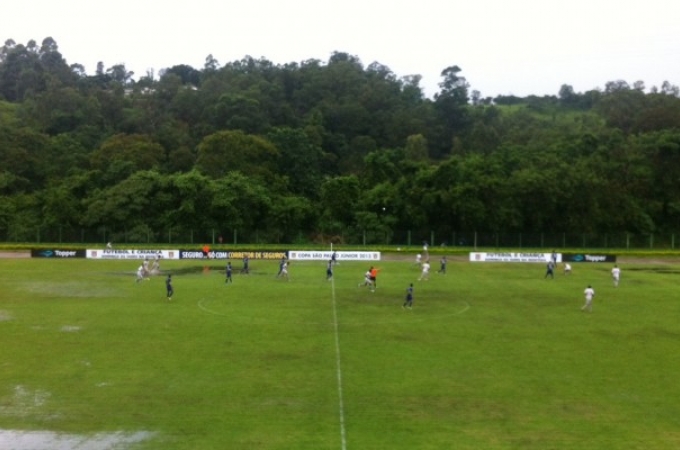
3 226 680 250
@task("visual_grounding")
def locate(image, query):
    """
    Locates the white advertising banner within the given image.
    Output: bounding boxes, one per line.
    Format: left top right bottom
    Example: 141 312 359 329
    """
288 250 381 261
86 249 180 260
469 252 560 263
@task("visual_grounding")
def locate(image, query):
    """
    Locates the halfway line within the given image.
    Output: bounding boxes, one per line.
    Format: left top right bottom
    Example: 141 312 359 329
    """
330 275 347 450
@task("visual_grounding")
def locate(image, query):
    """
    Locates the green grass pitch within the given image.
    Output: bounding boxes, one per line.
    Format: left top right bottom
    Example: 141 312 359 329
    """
0 257 679 449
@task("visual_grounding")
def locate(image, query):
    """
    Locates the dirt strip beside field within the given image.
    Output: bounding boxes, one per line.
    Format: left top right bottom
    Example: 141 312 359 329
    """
0 251 30 259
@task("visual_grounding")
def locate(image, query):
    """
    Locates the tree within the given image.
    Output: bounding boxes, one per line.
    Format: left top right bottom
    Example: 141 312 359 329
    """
0 125 49 189
165 170 215 233
195 130 279 181
319 175 361 235
83 170 169 237
210 172 272 237
89 134 166 183
267 195 315 243
641 131 680 230
604 80 630 93
404 134 429 161
267 126 324 198
633 80 645 92
558 84 576 106
362 148 403 186
355 181 399 244
38 37 75 87
432 65 470 157
212 93 268 133
163 64 201 86
204 54 220 72
25 86 98 134
0 41 42 101
660 81 679 97
39 173 94 230
631 92 680 133
106 64 134 85
45 133 91 177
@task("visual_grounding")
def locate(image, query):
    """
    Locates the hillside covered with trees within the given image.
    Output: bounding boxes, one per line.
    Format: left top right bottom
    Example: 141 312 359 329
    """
1 37 680 245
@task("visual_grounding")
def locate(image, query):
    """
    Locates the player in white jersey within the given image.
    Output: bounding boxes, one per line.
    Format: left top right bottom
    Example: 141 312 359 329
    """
358 270 374 292
563 263 572 275
582 285 595 312
611 265 621 287
280 261 289 280
136 265 145 283
418 261 431 281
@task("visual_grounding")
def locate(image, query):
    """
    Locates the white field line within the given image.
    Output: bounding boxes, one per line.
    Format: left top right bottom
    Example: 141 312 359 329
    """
330 275 348 450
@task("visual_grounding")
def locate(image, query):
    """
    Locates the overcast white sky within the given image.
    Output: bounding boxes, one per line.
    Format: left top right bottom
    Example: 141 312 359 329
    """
4 0 679 98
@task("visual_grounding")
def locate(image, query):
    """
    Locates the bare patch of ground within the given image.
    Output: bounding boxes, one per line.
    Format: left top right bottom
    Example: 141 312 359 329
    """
616 256 680 265
0 251 30 258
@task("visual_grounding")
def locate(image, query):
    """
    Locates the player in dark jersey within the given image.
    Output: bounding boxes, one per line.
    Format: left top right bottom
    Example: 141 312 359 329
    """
276 257 287 278
166 274 174 301
403 283 414 309
326 260 333 281
225 262 233 283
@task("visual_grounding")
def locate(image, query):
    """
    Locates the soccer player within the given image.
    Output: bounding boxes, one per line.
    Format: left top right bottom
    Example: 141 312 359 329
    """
150 254 161 275
326 260 333 281
563 263 572 275
369 266 378 288
240 255 249 274
418 260 430 281
582 285 595 312
545 260 555 279
358 269 375 292
166 274 174 301
276 257 287 278
611 264 621 287
414 253 422 266
437 256 447 274
280 261 290 281
403 283 414 309
136 264 145 283
225 262 233 283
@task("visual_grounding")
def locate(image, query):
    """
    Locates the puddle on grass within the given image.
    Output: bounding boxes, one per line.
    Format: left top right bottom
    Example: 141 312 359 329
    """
170 264 268 276
171 265 225 275
21 281 122 298
0 385 52 419
0 387 154 449
0 429 156 450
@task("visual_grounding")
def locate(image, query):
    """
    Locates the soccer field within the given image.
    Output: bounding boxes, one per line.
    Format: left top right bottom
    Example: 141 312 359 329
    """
0 256 679 449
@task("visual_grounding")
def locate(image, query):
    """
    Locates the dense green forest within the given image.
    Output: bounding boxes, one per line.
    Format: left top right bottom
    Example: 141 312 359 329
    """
1 37 680 246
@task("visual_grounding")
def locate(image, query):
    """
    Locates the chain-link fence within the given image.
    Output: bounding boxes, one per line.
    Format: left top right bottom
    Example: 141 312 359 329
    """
3 226 680 250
